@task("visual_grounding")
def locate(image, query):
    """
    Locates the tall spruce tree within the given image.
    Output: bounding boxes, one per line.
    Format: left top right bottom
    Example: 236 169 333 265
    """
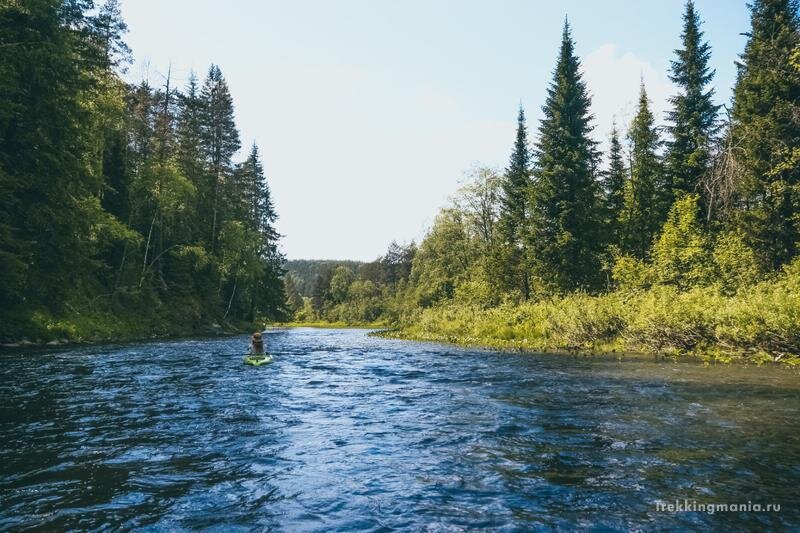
666 0 720 199
619 82 666 259
529 20 603 293
0 0 123 308
732 0 800 269
235 143 285 316
92 0 131 71
496 105 532 298
200 65 241 252
235 143 279 244
602 121 627 245
176 74 205 173
175 72 206 240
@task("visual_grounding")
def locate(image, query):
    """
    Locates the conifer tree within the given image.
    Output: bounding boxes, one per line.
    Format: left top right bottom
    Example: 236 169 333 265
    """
238 144 280 248
176 73 205 181
233 143 285 317
175 72 205 237
231 144 259 231
284 273 304 315
666 0 720 199
602 121 627 244
496 105 532 298
529 20 603 293
200 65 240 252
0 2 289 338
0 0 121 306
731 0 800 269
92 0 132 71
619 83 666 259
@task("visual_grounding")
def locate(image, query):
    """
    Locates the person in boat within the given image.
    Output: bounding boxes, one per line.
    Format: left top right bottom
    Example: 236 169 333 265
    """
249 331 265 355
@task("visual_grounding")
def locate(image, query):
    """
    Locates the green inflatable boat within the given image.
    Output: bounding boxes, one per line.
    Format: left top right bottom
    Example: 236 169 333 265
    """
243 354 273 366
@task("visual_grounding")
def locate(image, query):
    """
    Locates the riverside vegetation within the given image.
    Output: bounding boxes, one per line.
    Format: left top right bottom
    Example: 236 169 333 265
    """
285 1 800 363
1 0 285 343
2 1 800 361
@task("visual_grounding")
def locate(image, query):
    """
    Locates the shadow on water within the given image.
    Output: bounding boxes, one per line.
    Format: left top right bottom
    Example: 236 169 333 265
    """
0 328 798 530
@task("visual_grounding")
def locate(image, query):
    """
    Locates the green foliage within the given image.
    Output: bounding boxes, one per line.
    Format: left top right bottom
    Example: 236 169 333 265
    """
619 83 668 259
711 231 762 294
409 209 475 307
356 4 800 363
665 0 720 197
4 1 800 362
613 195 761 294
288 242 415 325
731 0 800 269
199 64 241 251
601 122 627 245
329 265 355 304
452 262 495 308
454 166 502 251
173 244 211 270
395 294 627 353
295 297 316 322
529 21 604 293
0 1 285 341
715 259 800 357
218 220 262 281
650 194 713 289
392 274 800 361
496 106 532 298
0 0 126 308
624 286 722 352
285 260 363 296
284 273 304 315
611 255 653 291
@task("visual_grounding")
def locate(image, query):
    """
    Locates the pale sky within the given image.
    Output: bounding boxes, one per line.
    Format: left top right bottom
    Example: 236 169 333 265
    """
120 0 750 261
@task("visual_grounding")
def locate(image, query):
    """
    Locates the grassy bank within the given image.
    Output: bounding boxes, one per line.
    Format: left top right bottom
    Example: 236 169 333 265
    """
270 320 386 329
1 312 252 348
0 291 258 347
383 264 800 364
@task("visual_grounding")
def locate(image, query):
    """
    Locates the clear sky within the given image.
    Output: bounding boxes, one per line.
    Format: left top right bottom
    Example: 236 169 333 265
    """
119 0 751 261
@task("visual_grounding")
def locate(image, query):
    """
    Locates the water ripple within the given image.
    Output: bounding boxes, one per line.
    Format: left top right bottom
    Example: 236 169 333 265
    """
1 328 799 530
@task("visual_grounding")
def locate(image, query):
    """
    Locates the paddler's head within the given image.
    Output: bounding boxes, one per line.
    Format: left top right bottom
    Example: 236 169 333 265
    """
252 332 262 341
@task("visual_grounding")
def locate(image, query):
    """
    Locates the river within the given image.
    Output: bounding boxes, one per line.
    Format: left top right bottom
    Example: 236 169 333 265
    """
1 328 798 530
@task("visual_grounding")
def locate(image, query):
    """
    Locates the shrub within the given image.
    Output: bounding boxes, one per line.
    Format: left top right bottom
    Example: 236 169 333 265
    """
712 231 762 295
624 286 723 353
716 259 800 357
612 254 653 291
650 194 714 290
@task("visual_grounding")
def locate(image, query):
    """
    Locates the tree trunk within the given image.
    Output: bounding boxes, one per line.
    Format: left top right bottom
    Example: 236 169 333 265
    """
224 277 237 319
140 208 158 287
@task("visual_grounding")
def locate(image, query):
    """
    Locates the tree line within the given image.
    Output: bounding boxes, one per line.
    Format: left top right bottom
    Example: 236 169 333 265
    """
284 243 415 323
480 0 800 299
291 0 800 359
0 0 284 341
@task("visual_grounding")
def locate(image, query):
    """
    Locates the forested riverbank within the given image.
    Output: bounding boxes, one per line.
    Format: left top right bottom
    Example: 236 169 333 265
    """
0 1 286 344
284 1 800 363
3 1 799 358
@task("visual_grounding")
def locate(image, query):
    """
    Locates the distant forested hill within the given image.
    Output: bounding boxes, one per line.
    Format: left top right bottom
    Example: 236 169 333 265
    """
285 260 363 296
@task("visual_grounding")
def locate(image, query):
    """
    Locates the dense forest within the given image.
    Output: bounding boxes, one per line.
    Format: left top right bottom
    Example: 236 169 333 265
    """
294 0 800 361
284 245 415 323
2 0 799 359
284 260 363 297
0 0 285 343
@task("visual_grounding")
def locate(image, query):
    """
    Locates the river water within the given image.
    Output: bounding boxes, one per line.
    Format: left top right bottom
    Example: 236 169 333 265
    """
1 328 799 530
